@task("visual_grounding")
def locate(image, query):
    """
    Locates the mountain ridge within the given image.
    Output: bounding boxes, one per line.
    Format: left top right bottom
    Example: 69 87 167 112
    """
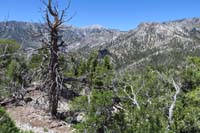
1 17 200 70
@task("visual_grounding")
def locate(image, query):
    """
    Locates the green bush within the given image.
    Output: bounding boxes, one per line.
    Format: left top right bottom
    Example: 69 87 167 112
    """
71 90 126 132
70 56 200 132
0 106 20 133
0 39 22 98
0 39 20 54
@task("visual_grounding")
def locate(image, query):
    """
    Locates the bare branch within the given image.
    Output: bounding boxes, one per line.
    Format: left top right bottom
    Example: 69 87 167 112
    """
47 0 57 16
168 78 181 126
121 81 140 110
153 70 181 129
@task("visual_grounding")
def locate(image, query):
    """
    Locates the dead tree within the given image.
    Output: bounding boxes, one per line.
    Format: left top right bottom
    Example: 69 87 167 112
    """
42 0 71 116
168 79 180 128
155 70 181 129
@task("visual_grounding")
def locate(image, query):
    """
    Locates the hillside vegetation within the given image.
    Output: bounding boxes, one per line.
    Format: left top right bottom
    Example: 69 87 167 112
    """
0 1 200 132
0 38 200 132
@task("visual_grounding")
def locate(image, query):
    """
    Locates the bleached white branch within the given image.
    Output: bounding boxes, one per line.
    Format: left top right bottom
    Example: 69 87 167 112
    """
122 82 140 110
154 70 181 129
168 78 180 125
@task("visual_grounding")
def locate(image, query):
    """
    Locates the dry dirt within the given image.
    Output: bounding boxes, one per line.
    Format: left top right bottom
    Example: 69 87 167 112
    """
5 88 75 133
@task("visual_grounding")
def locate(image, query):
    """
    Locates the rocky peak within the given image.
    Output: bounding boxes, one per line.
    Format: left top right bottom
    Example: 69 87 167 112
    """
105 18 200 70
0 21 123 49
81 24 105 30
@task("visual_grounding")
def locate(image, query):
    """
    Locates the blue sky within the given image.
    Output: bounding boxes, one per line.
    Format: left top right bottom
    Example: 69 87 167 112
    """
0 0 200 31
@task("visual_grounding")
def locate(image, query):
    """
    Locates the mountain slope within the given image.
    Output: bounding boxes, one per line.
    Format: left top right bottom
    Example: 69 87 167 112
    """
1 18 200 70
0 21 123 49
104 18 200 70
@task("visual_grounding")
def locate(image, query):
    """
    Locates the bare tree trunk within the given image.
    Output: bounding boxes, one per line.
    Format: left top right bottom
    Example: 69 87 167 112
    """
44 0 68 116
48 28 59 115
40 0 75 116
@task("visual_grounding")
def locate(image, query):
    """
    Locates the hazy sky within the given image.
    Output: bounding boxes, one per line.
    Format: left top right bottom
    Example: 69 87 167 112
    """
0 0 200 31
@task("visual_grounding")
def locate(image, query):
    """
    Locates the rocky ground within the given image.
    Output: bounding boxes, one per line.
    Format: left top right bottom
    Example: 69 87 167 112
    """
5 87 75 133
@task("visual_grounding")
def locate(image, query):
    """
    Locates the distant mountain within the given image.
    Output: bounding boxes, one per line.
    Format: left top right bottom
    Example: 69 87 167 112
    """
0 21 43 48
1 18 200 70
104 18 200 70
0 21 123 49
